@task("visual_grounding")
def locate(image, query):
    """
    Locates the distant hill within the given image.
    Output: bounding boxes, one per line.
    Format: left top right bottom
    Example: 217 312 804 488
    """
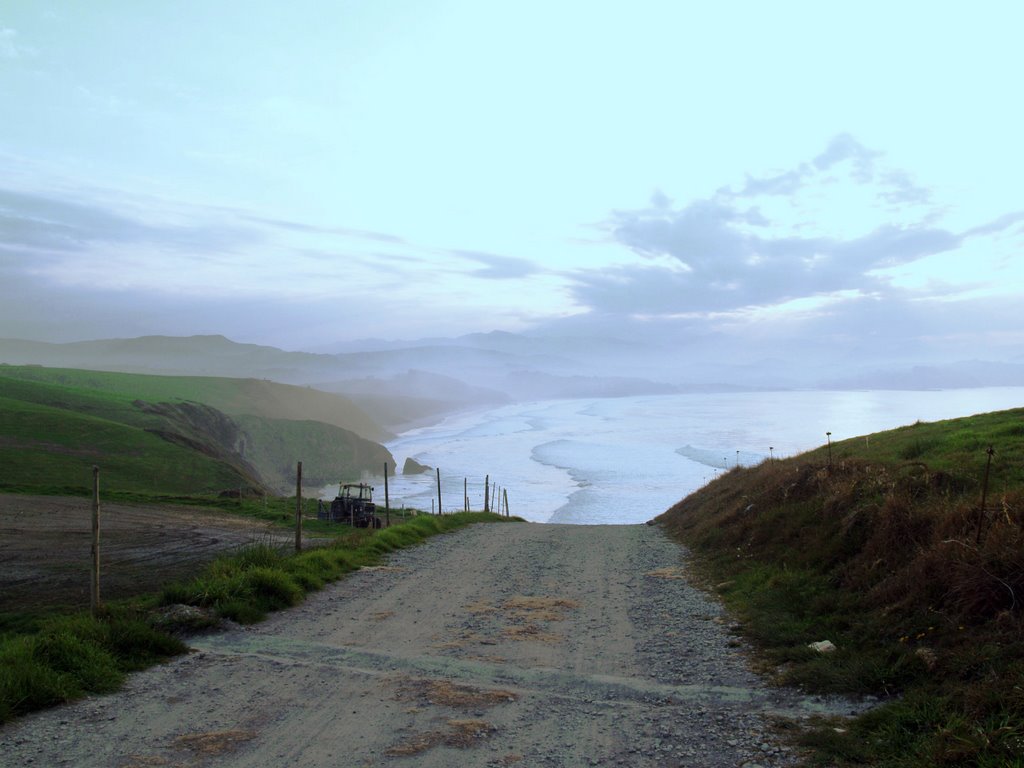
0 335 345 383
0 333 688 406
320 369 510 430
818 360 1024 389
0 367 395 496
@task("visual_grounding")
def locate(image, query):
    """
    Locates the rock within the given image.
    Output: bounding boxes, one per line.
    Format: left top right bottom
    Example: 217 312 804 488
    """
402 457 432 475
915 647 938 670
808 639 837 653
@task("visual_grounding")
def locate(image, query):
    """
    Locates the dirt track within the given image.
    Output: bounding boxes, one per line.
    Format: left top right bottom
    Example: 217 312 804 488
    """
0 522 862 767
0 494 288 611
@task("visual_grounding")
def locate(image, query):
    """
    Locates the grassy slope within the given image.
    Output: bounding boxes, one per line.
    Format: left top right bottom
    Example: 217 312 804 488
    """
0 365 391 442
234 414 393 490
0 385 251 495
659 407 1024 767
0 369 395 496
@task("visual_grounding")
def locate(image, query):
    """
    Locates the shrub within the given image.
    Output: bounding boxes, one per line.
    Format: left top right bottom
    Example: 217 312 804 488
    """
32 630 123 695
0 637 77 718
241 568 303 612
106 616 187 670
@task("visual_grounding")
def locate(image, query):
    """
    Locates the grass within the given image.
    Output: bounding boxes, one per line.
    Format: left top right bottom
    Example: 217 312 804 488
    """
0 364 389 441
0 391 251 495
0 609 188 723
0 511 515 724
0 366 394 496
658 407 1024 767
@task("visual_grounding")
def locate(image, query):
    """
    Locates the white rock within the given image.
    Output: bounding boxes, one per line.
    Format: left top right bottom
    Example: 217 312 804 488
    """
808 640 837 653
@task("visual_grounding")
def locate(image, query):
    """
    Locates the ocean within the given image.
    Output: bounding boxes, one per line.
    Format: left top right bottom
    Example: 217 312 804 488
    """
340 389 1024 525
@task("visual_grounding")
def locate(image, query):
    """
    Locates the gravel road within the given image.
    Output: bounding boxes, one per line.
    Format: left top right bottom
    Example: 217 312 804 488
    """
0 522 861 767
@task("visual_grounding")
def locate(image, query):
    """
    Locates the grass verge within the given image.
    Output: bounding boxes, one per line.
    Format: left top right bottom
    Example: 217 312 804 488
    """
658 408 1024 767
0 511 515 725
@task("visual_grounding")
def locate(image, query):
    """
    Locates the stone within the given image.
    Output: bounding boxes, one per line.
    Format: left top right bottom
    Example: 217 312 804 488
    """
402 457 432 475
808 639 837 653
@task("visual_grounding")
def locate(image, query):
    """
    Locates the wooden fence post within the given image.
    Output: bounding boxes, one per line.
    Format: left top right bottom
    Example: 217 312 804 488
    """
436 468 443 515
464 477 468 512
384 461 391 527
91 465 101 615
503 488 509 517
484 474 490 513
976 446 995 544
295 461 303 552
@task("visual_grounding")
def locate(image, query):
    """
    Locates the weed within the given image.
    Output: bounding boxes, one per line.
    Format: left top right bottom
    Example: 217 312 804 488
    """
241 568 303 612
3 510 514 724
658 407 1024 766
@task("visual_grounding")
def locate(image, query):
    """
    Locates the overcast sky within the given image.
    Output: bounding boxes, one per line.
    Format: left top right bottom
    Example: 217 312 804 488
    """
1 1 1022 359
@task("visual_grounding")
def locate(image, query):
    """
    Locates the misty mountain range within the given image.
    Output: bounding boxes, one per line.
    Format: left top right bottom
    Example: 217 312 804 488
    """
1 332 1023 430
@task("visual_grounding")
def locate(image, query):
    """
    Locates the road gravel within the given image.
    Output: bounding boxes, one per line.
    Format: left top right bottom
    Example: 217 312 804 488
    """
0 522 863 767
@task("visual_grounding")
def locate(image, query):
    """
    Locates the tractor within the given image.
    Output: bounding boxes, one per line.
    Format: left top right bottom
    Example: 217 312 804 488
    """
317 483 382 528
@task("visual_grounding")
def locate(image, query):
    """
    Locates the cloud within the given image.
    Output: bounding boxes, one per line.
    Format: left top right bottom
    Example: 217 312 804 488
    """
962 210 1024 239
811 132 881 180
581 135 1020 319
879 170 933 205
0 187 260 256
0 180 557 344
739 168 807 197
242 214 407 244
0 26 35 59
451 250 540 279
601 196 963 313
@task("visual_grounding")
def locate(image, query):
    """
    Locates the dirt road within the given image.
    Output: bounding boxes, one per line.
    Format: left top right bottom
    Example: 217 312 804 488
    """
0 523 859 767
0 494 290 611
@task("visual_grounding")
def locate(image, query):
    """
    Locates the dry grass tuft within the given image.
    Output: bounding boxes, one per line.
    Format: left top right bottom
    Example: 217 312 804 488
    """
645 566 688 580
503 595 578 622
118 757 174 768
172 729 256 756
456 594 578 644
385 719 496 756
446 719 496 744
395 678 517 709
502 624 561 643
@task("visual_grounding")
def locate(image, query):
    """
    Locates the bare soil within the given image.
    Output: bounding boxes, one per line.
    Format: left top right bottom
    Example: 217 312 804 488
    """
0 494 287 612
0 522 865 767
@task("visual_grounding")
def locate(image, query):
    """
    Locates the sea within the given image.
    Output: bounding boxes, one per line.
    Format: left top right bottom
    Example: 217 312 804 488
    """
339 389 1024 525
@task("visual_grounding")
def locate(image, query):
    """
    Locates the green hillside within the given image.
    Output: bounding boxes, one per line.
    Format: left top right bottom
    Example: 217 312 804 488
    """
659 407 1024 767
0 365 391 442
0 388 257 495
234 414 393 491
0 368 396 496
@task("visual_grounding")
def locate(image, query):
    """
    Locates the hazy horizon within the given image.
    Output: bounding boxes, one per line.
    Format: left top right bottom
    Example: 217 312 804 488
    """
2 2 1022 374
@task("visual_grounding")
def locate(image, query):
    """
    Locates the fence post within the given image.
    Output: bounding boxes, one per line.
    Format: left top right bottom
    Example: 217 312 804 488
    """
384 461 391 527
91 465 101 615
436 468 443 516
295 461 303 552
484 474 490 513
503 488 509 517
464 477 468 512
976 446 995 544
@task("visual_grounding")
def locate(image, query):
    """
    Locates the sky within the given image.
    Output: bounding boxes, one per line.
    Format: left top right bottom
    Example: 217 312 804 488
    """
1 1 1022 363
